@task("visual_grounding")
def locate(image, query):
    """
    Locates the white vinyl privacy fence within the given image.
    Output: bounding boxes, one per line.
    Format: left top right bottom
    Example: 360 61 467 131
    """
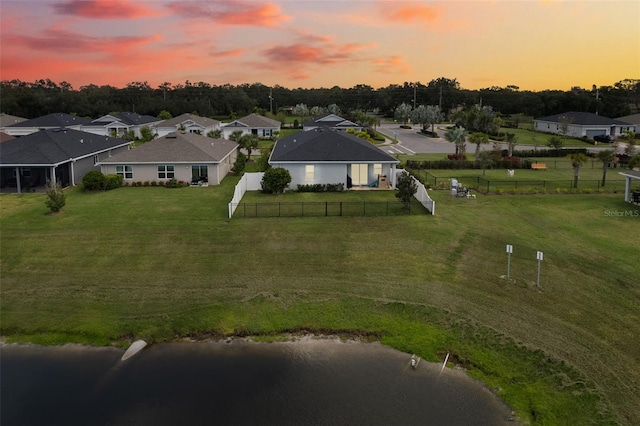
228 172 264 218
397 169 435 215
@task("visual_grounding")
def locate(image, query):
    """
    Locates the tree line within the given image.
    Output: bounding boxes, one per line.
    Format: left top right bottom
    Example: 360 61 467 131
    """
1 77 638 121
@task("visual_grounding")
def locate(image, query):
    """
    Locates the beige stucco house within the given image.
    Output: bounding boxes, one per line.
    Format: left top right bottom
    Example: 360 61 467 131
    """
98 131 238 185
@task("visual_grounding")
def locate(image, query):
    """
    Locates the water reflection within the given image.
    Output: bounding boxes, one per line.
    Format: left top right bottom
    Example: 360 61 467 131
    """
2 339 514 425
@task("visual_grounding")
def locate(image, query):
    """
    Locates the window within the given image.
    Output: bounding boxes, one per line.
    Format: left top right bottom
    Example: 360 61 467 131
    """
305 165 314 181
116 165 133 179
192 165 208 181
373 164 382 176
157 165 174 179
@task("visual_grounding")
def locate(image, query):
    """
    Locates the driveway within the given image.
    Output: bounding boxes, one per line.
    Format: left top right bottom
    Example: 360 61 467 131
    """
377 121 453 155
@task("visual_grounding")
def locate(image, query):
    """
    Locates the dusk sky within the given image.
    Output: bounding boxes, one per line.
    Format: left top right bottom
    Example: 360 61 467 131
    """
1 0 638 91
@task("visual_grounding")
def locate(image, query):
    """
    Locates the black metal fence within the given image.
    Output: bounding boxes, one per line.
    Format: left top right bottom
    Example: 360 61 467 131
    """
231 201 427 218
413 170 626 194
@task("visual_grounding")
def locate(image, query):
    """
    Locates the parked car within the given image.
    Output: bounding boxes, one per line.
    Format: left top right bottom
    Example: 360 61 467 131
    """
593 134 614 143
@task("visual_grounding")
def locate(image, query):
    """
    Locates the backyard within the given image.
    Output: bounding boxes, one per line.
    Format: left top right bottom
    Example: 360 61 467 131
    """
1 180 639 425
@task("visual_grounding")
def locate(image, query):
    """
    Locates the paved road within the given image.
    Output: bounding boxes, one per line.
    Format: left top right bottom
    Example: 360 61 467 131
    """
376 120 620 156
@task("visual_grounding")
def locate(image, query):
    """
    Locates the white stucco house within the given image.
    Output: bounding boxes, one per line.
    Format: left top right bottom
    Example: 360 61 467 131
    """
533 111 634 139
82 112 162 138
98 131 238 186
302 113 361 132
152 113 221 138
221 113 280 139
269 128 399 189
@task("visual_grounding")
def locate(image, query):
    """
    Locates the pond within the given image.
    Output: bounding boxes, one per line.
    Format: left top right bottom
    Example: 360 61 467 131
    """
1 338 515 425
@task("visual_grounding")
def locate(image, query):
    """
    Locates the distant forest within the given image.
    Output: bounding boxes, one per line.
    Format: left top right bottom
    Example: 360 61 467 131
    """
1 77 639 120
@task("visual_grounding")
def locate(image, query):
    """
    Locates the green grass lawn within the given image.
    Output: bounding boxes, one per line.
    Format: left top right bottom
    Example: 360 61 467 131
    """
499 127 593 147
1 181 639 425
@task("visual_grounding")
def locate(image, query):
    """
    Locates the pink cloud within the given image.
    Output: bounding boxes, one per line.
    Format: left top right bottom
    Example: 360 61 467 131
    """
379 2 442 23
166 1 291 28
4 29 159 53
213 48 245 58
373 56 411 75
53 0 161 19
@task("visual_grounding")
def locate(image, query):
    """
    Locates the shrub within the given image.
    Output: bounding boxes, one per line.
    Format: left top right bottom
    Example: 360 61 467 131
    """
83 170 106 191
150 181 157 186
496 187 504 195
104 174 123 190
165 178 180 188
45 180 66 212
261 167 291 194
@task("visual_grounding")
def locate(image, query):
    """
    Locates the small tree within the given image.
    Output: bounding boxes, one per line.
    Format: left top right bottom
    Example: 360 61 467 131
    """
238 134 259 161
469 132 489 161
478 150 494 176
394 102 412 125
395 171 417 206
256 147 272 172
505 133 518 158
45 180 66 213
444 126 468 159
231 152 246 175
228 130 244 142
139 126 156 143
568 153 589 189
261 167 291 194
207 129 222 139
596 149 615 186
158 110 172 120
547 136 564 156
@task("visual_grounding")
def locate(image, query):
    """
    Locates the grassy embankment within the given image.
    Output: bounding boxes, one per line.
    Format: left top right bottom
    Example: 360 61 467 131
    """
1 180 639 425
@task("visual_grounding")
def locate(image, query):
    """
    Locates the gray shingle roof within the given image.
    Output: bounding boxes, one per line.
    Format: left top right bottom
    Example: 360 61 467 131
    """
224 113 280 128
302 113 359 128
0 113 27 128
535 111 629 126
156 113 220 128
0 128 130 165
6 113 91 128
99 132 237 163
92 112 159 126
270 129 399 163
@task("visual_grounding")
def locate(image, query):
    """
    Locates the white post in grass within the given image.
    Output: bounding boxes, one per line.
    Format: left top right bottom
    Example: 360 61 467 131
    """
536 251 544 288
506 245 513 281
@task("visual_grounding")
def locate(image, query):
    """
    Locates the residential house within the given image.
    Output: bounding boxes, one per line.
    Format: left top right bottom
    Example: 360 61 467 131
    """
82 112 162 138
221 113 280 139
0 113 27 133
533 111 633 139
302 113 361 132
0 128 131 193
616 113 640 132
269 128 399 189
98 132 238 186
3 113 91 137
153 113 221 138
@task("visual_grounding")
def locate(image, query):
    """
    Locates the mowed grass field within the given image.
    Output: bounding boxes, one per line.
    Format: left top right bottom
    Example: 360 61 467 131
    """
1 180 639 425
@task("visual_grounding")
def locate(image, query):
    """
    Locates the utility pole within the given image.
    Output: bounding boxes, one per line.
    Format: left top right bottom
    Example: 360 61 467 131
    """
413 83 417 109
269 88 274 114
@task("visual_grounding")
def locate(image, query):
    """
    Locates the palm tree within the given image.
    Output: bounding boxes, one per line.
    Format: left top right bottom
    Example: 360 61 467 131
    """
505 133 518 158
469 132 489 161
568 153 589 189
596 149 615 187
445 126 468 160
238 134 259 161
